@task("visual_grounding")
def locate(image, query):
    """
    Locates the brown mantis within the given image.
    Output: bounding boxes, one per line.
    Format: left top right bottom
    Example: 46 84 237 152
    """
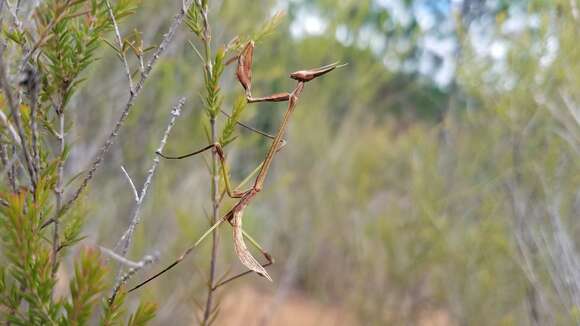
129 40 344 292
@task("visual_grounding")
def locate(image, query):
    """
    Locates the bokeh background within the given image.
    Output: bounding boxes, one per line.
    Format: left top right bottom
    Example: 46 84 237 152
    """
57 0 580 324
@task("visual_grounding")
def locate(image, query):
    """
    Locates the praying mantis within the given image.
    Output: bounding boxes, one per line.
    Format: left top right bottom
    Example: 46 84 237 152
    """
129 40 344 292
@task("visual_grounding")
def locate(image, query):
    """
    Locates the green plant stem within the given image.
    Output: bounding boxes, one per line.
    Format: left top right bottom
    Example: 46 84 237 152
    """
200 3 219 323
204 116 219 324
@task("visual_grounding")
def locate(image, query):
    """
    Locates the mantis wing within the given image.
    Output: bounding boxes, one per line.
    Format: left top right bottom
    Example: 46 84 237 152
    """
232 204 272 281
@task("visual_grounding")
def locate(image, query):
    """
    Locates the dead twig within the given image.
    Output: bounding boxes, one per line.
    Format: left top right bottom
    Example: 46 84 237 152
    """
0 51 36 189
114 98 185 258
107 98 185 304
108 250 159 304
104 0 134 93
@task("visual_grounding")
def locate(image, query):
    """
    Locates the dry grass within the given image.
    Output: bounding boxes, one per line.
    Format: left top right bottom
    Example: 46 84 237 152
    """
216 286 357 326
214 286 452 326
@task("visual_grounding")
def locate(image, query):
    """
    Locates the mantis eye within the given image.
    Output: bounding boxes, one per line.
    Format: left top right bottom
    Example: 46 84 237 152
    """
290 62 347 82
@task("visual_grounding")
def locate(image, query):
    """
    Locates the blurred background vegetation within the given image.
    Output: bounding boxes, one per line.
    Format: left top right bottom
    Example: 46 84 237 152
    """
3 0 580 325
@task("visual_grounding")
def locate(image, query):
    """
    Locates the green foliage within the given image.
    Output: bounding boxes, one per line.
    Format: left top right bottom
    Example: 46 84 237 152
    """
33 0 138 108
64 248 107 325
219 94 247 146
60 209 87 251
126 302 157 326
0 1 156 325
0 178 57 325
252 11 285 44
4 28 27 46
185 4 203 37
101 290 127 326
204 47 225 119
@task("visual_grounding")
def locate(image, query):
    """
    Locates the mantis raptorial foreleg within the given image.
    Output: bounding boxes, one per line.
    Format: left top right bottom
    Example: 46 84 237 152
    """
157 143 246 198
157 135 286 199
156 140 280 264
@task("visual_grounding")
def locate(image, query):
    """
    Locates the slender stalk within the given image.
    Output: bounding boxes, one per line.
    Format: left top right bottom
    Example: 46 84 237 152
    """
29 75 40 184
108 98 185 303
199 2 220 323
204 116 219 324
109 253 158 303
9 145 16 189
19 0 74 72
0 108 20 146
0 0 5 22
52 111 65 275
105 0 134 93
0 53 36 189
114 98 185 257
0 143 16 191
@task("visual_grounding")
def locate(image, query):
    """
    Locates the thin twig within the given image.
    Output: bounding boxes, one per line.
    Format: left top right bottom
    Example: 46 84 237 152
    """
0 142 16 187
114 98 185 258
0 0 5 21
5 0 23 32
120 166 139 203
59 0 195 217
0 149 18 185
28 69 40 184
105 0 134 93
19 0 74 71
187 40 205 65
109 252 159 304
52 111 65 275
196 1 221 322
100 246 146 269
0 6 6 60
0 50 36 188
15 0 21 16
0 110 20 146
108 97 185 304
